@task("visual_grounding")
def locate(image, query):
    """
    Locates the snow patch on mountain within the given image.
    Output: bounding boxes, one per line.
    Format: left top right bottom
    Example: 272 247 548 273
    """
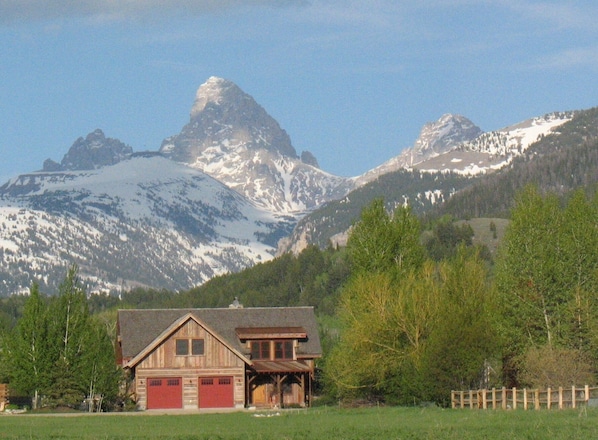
0 155 293 296
160 77 353 214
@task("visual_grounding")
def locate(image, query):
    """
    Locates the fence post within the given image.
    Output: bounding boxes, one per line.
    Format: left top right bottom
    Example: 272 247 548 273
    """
512 387 517 409
585 385 590 405
492 388 496 410
451 391 455 409
547 387 551 409
482 389 487 409
523 389 528 410
469 389 474 409
572 385 576 409
559 386 563 409
534 389 540 410
460 390 465 409
502 387 507 410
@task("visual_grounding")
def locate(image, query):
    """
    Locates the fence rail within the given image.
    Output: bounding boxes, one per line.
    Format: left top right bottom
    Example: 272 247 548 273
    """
451 385 598 410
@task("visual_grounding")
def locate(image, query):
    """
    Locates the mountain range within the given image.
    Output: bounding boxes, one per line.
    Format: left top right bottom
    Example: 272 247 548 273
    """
0 76 590 296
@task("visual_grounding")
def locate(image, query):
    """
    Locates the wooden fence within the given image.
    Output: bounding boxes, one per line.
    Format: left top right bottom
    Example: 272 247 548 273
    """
0 384 8 410
451 386 598 410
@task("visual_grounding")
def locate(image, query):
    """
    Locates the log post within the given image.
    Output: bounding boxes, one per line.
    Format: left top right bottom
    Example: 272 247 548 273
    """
558 386 563 409
501 387 507 410
512 387 517 409
534 389 540 410
492 388 496 410
523 388 528 410
547 387 551 409
482 389 488 409
572 385 576 409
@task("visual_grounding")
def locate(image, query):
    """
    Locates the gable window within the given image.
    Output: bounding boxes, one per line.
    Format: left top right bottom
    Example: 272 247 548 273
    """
176 338 204 356
176 339 188 355
192 338 205 355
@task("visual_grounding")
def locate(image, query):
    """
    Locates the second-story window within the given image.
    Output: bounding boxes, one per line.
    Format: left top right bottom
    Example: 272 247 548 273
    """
250 340 293 360
251 340 270 360
176 338 204 356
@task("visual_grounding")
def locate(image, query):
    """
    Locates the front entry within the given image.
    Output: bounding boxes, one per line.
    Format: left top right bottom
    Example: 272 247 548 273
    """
198 376 234 408
146 377 182 409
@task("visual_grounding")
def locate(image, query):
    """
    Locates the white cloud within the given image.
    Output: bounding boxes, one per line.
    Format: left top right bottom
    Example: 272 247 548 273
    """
0 0 306 25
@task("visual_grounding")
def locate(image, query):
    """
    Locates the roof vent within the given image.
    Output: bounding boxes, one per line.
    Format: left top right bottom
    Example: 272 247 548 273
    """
229 297 243 309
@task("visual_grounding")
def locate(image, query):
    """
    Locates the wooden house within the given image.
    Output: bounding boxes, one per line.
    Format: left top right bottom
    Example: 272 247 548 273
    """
116 305 322 410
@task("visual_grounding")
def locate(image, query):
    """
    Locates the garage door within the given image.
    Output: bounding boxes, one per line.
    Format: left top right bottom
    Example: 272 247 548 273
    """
199 376 234 408
147 377 182 409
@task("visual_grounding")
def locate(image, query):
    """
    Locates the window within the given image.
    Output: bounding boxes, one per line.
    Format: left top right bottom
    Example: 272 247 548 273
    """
176 339 188 355
274 341 294 360
250 340 294 360
176 338 204 356
192 338 204 355
250 341 270 360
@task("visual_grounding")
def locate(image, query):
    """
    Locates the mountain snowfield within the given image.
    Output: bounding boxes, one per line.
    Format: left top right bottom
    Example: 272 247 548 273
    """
0 76 580 296
0 155 291 294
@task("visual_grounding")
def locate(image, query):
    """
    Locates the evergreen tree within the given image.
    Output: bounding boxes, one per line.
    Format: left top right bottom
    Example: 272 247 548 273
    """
45 265 92 407
5 283 51 408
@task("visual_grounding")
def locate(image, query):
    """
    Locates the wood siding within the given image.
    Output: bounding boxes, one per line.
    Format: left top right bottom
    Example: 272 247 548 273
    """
134 319 246 409
137 320 244 370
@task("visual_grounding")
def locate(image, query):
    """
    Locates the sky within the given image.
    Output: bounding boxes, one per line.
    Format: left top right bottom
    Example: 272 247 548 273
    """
1 1 597 183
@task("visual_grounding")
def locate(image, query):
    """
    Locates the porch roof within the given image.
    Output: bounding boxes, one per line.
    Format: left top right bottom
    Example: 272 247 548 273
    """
250 360 313 373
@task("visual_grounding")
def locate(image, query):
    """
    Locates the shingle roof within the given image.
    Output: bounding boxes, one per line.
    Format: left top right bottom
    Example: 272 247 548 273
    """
117 307 322 362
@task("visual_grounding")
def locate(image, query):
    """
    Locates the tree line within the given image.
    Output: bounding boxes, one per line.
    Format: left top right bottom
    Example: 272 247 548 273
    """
0 267 120 410
325 187 598 405
1 185 596 409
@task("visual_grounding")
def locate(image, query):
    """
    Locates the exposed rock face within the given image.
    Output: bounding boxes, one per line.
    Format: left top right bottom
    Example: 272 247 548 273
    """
43 129 133 171
162 77 298 162
356 114 482 185
160 77 352 214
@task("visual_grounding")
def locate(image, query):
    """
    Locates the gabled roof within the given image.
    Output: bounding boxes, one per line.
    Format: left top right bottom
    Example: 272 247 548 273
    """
123 313 249 369
117 307 322 366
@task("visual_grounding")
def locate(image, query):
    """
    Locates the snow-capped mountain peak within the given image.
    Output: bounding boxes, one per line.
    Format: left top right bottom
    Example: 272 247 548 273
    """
355 113 482 185
413 114 482 159
161 77 353 214
190 76 237 118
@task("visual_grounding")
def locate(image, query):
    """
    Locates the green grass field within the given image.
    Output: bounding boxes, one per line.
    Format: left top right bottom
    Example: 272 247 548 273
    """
2 406 597 439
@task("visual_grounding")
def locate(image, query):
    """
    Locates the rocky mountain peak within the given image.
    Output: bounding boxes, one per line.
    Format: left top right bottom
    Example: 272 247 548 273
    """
412 114 482 159
159 77 351 214
161 77 298 162
43 129 133 171
190 76 237 118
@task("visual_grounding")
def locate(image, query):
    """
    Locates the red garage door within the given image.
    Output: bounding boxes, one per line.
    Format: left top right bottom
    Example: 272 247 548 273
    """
147 377 182 409
199 376 234 408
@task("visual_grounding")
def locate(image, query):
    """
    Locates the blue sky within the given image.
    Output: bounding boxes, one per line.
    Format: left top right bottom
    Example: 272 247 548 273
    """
1 1 597 182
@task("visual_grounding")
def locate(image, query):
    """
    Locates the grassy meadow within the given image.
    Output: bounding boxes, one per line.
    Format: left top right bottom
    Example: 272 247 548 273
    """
2 406 598 440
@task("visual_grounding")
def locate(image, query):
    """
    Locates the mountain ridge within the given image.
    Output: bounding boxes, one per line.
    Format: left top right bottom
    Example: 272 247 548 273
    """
0 76 592 296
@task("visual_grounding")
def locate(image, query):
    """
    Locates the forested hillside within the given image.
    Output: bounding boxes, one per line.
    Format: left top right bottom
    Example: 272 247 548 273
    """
280 169 476 251
436 108 598 220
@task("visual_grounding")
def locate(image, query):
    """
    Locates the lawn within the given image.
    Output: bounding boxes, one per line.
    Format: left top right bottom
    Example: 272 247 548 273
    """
1 406 597 439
